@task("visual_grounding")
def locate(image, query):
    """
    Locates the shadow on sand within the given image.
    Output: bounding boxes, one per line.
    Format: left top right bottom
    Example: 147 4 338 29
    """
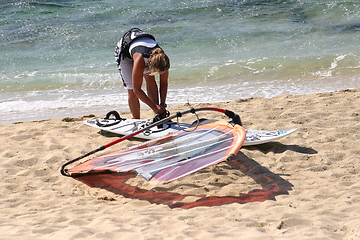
73 142 308 209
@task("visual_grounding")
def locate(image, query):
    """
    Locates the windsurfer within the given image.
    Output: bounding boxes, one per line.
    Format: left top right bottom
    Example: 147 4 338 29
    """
115 28 170 119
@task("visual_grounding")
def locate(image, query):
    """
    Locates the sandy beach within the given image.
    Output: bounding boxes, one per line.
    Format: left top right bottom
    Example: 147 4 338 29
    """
1 88 359 239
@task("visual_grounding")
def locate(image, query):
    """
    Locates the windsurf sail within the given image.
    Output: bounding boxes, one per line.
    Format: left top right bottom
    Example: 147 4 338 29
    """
61 107 246 182
61 107 242 177
66 119 246 182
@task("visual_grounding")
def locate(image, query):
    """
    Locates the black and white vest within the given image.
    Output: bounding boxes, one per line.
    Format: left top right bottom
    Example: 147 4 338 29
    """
115 28 156 65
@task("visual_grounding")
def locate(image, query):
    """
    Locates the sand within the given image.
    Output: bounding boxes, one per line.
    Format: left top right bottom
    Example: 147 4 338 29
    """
1 89 359 239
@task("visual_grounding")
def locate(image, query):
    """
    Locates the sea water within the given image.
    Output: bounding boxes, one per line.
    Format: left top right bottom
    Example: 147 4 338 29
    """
1 0 360 124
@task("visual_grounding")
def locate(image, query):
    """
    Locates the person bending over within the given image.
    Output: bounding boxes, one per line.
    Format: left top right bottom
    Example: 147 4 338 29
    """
115 28 170 119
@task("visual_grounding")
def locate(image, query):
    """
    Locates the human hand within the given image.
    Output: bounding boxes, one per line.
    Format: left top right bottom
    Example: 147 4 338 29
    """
152 106 170 123
153 104 165 115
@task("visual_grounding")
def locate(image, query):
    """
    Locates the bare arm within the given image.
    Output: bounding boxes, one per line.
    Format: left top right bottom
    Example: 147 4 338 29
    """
132 53 163 114
159 70 168 105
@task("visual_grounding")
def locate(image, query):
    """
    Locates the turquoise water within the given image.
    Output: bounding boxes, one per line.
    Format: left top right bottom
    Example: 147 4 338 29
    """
1 0 360 124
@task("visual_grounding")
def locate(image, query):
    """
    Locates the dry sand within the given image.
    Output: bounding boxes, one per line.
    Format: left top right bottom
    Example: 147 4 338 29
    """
1 89 359 239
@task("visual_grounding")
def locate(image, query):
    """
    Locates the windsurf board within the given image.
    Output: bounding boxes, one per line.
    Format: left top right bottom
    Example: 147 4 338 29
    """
84 118 296 146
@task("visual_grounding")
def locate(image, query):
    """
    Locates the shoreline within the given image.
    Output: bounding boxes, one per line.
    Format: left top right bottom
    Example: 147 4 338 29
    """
1 88 359 239
2 84 360 126
1 87 359 126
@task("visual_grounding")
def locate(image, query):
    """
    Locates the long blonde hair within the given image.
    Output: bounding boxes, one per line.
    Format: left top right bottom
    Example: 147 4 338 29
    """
147 48 170 73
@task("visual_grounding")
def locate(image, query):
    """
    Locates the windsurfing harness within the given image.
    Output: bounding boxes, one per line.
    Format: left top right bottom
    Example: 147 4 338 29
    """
115 28 156 65
66 119 246 182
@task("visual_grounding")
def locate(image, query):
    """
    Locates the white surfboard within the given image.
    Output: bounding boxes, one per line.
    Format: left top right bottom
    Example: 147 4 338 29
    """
84 118 296 146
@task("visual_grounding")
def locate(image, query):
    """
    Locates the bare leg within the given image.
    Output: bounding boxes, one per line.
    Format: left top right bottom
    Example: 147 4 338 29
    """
144 75 159 105
128 89 140 119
